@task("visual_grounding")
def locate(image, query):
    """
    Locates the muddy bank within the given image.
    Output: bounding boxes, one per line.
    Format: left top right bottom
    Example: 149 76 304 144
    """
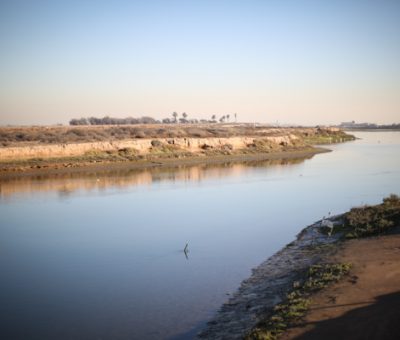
281 232 400 340
198 215 345 339
199 196 400 339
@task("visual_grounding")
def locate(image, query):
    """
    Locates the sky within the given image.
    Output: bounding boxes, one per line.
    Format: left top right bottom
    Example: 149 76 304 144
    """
0 0 399 126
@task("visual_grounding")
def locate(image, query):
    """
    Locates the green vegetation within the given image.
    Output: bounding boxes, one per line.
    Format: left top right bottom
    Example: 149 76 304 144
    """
237 138 311 155
148 142 193 158
246 263 352 340
344 194 400 238
321 195 400 239
246 196 399 339
302 129 356 145
247 139 285 152
83 148 139 161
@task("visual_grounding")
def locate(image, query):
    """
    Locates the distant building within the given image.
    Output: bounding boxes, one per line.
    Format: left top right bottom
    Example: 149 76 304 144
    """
339 121 377 129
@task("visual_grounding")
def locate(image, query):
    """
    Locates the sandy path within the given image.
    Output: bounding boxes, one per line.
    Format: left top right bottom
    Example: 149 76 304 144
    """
282 233 400 340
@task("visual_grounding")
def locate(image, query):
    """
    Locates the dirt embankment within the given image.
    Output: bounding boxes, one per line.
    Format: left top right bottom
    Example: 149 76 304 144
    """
281 233 400 340
0 135 300 160
200 195 400 340
0 125 354 174
198 218 343 340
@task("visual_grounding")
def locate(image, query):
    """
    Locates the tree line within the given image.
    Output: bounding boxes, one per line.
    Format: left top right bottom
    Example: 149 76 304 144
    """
69 112 237 125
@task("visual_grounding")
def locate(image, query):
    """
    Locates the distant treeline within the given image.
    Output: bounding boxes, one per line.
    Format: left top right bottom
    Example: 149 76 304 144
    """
69 113 237 125
351 124 400 130
338 122 400 130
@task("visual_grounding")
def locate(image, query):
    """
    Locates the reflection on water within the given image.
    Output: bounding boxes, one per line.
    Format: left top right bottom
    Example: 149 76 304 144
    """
0 132 399 340
0 157 311 200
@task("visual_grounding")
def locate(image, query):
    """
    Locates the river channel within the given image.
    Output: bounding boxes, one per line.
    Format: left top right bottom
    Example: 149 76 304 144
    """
0 131 399 339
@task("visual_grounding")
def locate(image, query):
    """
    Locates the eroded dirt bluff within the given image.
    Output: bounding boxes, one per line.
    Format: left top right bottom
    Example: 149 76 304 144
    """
0 136 300 160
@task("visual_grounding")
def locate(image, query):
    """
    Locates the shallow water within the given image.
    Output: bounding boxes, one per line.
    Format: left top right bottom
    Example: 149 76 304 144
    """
0 131 399 339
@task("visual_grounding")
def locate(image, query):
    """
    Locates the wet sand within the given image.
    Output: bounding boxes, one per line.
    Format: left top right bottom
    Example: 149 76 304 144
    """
282 232 400 340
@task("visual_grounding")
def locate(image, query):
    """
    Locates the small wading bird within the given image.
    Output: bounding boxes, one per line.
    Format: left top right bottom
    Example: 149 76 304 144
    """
321 213 334 237
183 243 189 259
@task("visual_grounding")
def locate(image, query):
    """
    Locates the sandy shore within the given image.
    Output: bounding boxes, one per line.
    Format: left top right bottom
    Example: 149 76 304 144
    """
281 232 400 340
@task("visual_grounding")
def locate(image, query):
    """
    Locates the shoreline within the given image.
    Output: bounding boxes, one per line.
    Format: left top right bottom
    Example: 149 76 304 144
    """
281 232 400 340
0 147 329 179
199 196 400 339
198 215 344 339
0 125 355 177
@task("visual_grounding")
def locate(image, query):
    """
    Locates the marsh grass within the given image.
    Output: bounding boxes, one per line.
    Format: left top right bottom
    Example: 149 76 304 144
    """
83 148 139 161
302 130 355 145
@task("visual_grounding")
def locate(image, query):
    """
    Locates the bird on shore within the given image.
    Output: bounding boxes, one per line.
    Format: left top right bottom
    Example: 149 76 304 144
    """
321 213 334 237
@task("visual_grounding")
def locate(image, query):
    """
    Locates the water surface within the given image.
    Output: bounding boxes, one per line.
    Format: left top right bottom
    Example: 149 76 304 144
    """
1 131 399 339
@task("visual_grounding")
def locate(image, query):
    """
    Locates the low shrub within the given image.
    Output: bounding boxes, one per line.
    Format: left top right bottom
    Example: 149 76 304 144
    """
151 140 163 147
344 194 400 238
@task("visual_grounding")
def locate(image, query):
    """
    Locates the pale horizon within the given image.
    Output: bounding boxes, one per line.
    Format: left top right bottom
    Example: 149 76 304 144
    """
1 0 399 126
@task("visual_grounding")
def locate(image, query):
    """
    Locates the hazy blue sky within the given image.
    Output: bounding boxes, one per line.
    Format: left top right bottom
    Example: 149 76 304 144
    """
0 0 399 125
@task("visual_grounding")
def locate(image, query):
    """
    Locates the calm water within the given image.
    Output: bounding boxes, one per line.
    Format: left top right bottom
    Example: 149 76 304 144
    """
1 131 399 339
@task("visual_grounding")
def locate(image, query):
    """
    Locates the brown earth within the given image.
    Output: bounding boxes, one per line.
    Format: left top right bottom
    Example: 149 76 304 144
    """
0 135 304 160
281 233 400 340
0 124 353 175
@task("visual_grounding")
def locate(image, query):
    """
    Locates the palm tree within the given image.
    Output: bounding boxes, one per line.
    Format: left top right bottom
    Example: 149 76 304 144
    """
182 112 188 120
211 115 216 122
172 112 178 123
226 114 230 122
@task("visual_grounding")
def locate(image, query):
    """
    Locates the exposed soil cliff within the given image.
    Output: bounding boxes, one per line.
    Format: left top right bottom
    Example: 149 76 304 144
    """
0 135 301 160
0 125 354 174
